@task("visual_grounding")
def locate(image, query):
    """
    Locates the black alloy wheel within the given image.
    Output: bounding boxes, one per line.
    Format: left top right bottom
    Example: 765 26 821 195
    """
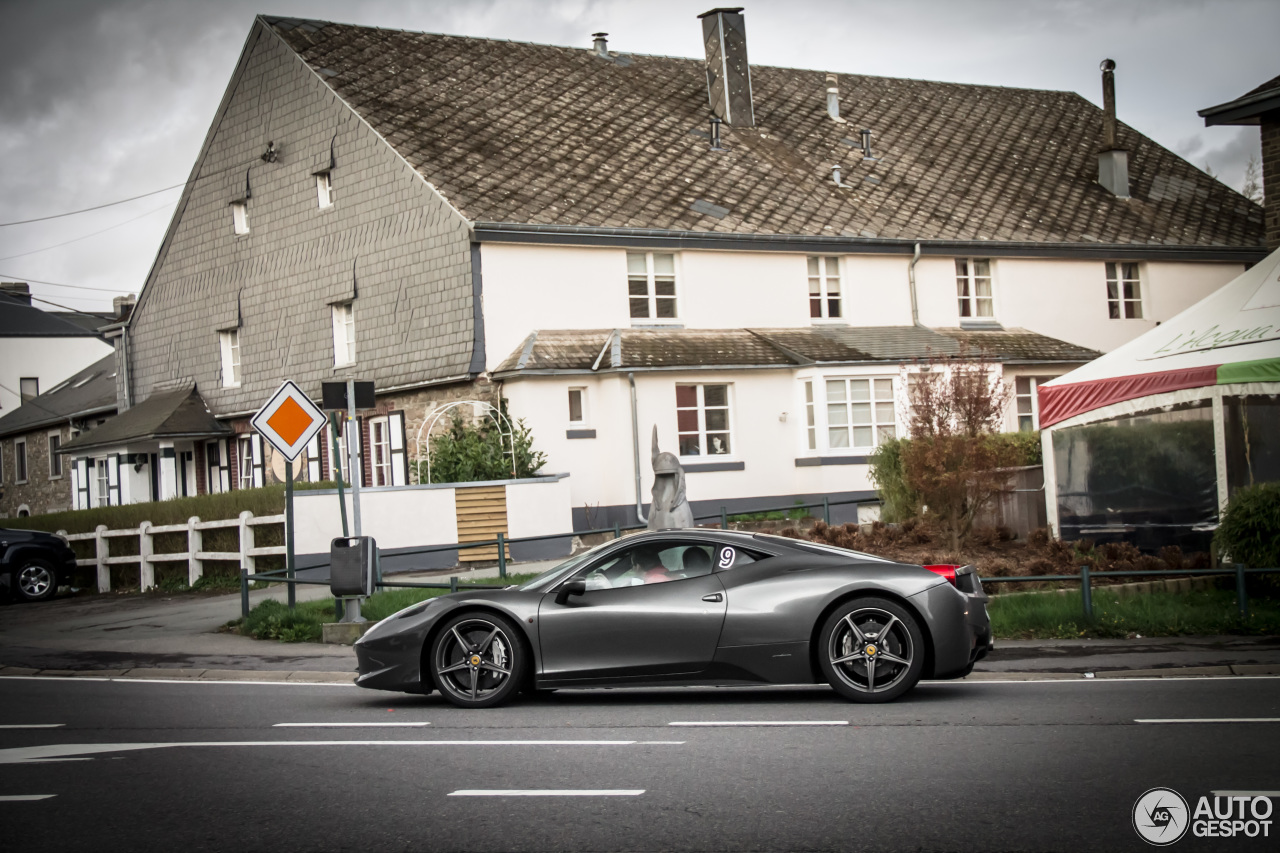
818 597 925 703
15 558 57 602
429 612 526 708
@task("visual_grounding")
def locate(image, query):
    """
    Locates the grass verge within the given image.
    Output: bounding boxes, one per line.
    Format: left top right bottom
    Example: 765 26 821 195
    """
233 572 542 642
989 588 1280 639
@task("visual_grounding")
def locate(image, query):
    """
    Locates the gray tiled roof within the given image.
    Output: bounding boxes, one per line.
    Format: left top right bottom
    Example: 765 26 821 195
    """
270 17 1264 248
59 383 229 454
494 326 1098 375
0 293 107 339
0 355 117 439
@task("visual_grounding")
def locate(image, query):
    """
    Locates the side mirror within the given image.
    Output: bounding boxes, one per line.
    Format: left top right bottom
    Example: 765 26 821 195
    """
554 579 587 605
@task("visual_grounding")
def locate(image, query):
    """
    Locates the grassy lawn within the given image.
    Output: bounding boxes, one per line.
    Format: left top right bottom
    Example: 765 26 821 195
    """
989 588 1280 639
234 576 1280 644
232 572 543 642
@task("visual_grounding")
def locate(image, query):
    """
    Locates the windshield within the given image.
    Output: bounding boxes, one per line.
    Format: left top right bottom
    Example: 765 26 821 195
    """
752 532 895 563
515 538 621 591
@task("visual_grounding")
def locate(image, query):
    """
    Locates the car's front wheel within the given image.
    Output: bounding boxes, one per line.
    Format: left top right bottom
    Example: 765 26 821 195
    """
818 597 925 703
15 558 58 602
429 612 526 708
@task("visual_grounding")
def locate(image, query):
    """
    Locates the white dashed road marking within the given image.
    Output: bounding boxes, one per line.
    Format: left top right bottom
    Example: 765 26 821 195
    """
449 790 644 797
273 722 430 727
1135 718 1280 724
0 795 56 801
0 724 64 729
669 720 848 727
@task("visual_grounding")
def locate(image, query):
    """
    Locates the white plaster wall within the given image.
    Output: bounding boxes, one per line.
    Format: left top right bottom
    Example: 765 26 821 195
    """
292 486 457 555
677 251 810 328
506 476 573 539
843 255 915 326
0 337 112 414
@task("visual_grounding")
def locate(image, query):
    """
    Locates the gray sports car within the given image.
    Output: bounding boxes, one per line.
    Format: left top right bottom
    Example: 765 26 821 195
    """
354 529 992 707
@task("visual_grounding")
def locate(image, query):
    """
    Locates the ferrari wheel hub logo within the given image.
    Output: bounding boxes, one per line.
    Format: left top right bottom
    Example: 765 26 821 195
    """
865 644 877 656
469 655 481 666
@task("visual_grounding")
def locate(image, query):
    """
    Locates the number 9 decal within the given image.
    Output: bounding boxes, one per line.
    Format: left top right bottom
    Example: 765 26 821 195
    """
718 547 736 569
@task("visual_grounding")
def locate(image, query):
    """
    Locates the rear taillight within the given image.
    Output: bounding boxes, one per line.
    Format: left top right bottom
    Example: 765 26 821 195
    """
925 564 960 585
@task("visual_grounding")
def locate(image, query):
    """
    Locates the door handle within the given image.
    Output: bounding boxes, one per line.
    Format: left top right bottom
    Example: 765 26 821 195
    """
701 593 723 602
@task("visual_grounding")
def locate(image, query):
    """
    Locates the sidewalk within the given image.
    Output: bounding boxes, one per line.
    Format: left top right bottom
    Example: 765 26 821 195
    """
3 565 1279 684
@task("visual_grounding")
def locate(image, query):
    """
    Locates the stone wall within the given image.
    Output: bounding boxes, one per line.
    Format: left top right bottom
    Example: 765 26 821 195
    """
0 426 75 517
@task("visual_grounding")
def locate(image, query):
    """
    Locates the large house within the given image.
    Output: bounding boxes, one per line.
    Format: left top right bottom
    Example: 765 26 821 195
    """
61 11 1265 528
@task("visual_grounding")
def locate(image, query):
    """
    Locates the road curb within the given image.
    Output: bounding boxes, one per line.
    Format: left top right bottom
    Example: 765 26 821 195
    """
4 663 1280 685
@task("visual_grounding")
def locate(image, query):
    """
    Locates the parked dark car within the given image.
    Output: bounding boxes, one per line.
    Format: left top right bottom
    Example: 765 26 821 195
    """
355 529 992 707
1 528 77 602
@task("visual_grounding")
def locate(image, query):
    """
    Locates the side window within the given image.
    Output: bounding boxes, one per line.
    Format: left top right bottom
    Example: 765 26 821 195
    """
709 544 757 571
579 543 721 590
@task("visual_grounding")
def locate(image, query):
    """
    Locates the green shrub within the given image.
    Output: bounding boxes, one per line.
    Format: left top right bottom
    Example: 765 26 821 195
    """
1214 483 1280 568
419 400 547 484
868 437 919 522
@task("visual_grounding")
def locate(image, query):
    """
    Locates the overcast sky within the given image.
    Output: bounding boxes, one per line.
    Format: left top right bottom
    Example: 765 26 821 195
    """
0 0 1274 314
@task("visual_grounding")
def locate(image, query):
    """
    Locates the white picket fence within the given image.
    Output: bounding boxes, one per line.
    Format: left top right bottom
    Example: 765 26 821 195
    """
58 511 286 593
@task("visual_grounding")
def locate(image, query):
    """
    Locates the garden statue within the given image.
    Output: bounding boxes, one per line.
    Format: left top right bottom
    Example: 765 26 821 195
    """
648 426 694 529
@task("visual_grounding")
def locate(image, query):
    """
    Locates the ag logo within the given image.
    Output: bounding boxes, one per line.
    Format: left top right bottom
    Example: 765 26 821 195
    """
1133 787 1190 846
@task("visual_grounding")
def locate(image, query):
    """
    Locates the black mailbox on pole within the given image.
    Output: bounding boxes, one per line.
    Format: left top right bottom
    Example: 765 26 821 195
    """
330 536 376 598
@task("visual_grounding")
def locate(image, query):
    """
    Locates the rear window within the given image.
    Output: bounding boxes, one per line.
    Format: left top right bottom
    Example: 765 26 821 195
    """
752 533 894 563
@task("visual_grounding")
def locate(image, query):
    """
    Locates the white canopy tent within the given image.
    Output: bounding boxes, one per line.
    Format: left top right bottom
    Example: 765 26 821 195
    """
1039 248 1280 548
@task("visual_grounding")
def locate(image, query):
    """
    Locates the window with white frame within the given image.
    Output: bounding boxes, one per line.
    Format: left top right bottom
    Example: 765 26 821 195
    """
14 438 27 483
676 384 731 457
220 329 241 387
808 256 842 319
627 252 678 320
955 259 994 318
1014 376 1055 432
48 433 62 479
803 380 817 451
826 377 897 450
20 377 38 403
237 436 254 490
231 202 249 235
316 172 334 208
568 387 587 425
1106 262 1142 319
206 441 226 494
370 417 392 486
332 302 356 366
95 458 110 506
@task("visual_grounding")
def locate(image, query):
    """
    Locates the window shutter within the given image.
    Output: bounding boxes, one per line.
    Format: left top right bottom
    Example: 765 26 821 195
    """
389 410 407 486
108 455 121 506
252 434 264 487
306 432 322 482
218 440 230 492
76 459 90 509
353 417 366 487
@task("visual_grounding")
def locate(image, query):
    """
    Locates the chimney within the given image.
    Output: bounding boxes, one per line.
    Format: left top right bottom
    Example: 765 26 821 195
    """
1097 58 1130 198
113 294 137 321
698 8 755 127
826 74 845 122
1 282 31 305
592 32 608 57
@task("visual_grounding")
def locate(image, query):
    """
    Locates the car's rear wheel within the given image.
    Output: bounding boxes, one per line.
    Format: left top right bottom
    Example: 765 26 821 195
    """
15 558 57 602
818 597 924 703
429 612 525 708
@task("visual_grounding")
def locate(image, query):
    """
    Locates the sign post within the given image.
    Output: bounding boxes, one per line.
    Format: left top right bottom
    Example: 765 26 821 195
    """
250 381 327 611
321 380 375 622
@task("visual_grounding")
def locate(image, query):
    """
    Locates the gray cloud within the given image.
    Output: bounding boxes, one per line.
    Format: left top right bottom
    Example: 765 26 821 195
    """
1 0 1276 310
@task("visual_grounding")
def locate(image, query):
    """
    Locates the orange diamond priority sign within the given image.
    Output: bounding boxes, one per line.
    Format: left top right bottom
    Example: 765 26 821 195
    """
251 380 326 461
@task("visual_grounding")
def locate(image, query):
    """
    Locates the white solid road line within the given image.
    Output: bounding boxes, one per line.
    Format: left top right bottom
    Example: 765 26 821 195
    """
1212 791 1280 797
0 724 64 729
0 739 681 764
449 790 644 797
669 721 848 726
273 722 430 727
1135 718 1280 724
0 795 56 802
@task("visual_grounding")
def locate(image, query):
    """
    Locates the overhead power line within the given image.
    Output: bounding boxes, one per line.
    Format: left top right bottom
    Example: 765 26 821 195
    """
0 272 135 294
0 183 185 227
0 202 174 262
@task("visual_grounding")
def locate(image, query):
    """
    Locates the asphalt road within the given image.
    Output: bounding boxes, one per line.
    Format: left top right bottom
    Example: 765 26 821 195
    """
3 676 1279 852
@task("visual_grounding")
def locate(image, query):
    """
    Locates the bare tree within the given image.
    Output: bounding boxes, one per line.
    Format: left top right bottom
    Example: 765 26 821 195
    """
900 350 1019 550
1242 154 1264 203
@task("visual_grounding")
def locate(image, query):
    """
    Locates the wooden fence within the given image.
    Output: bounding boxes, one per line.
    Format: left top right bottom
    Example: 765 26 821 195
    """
58 511 286 592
